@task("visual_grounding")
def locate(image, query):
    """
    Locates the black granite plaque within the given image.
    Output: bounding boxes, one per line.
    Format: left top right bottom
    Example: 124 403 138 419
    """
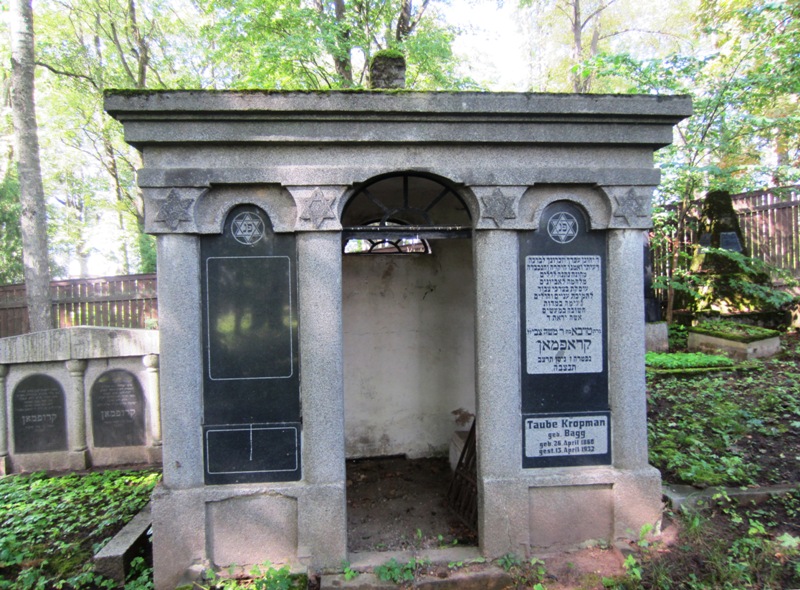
520 201 610 468
12 374 67 453
91 370 146 447
201 205 301 484
204 422 302 484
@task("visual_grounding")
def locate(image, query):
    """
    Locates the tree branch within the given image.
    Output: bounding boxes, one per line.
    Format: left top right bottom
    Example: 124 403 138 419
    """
35 61 100 90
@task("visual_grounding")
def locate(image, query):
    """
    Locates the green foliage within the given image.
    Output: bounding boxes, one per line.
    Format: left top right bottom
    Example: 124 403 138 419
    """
647 357 800 486
200 0 474 91
690 318 781 343
645 351 736 371
496 553 521 572
653 247 799 315
0 469 160 588
606 491 800 588
0 171 24 285
341 561 359 581
196 562 304 589
374 557 425 584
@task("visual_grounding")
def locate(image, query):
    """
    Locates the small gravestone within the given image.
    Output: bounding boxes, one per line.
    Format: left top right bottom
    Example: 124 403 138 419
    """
520 201 610 468
91 369 146 447
13 375 67 453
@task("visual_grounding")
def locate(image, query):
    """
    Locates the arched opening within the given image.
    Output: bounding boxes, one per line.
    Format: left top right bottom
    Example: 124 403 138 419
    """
341 173 478 553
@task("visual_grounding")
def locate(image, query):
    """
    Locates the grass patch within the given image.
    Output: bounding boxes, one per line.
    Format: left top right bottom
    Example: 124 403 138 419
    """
606 491 800 589
0 469 160 589
647 333 800 487
646 351 737 371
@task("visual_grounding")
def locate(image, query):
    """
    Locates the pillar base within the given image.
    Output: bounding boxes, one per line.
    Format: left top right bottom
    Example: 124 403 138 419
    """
480 466 662 557
152 481 347 590
12 450 88 473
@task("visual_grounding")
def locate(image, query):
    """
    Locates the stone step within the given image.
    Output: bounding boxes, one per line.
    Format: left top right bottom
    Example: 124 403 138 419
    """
93 502 152 585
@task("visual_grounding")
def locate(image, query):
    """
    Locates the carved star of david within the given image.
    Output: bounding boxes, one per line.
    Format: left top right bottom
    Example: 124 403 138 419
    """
231 211 265 245
547 211 578 244
154 190 194 231
481 190 517 227
614 189 649 226
300 190 337 229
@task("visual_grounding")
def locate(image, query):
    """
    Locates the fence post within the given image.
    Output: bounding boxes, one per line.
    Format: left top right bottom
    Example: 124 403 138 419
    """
0 364 8 475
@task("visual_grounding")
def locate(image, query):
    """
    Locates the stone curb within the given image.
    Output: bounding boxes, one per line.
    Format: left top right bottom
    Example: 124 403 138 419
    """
93 502 152 585
664 482 799 511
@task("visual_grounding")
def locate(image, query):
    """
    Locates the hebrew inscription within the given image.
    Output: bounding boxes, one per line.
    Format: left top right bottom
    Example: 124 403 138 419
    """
525 255 603 375
91 370 146 447
12 375 67 453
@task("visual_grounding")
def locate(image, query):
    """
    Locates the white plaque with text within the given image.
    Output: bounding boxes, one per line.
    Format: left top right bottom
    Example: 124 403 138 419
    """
524 414 609 459
526 255 603 374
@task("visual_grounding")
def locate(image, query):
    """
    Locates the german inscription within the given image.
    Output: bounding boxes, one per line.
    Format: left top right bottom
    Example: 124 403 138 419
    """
524 414 609 459
526 255 603 374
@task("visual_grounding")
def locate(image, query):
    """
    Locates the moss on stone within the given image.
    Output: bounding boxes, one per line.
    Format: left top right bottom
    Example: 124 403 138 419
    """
688 319 780 343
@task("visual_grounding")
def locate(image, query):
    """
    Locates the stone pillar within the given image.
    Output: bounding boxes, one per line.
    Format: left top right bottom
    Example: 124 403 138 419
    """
151 234 206 590
473 230 523 557
607 229 649 469
157 234 204 489
65 360 88 453
606 229 662 539
0 364 8 474
142 354 162 446
296 231 347 569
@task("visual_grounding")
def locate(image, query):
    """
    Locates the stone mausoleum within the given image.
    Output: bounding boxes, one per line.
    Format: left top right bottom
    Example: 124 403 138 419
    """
105 91 691 589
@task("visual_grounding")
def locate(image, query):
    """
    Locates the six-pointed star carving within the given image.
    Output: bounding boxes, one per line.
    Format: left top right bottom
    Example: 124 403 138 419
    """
300 190 337 229
154 190 194 231
231 211 265 245
614 189 648 226
481 190 517 227
547 211 578 243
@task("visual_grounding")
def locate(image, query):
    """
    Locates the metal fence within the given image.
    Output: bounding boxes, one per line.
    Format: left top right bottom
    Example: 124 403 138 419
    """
0 273 157 338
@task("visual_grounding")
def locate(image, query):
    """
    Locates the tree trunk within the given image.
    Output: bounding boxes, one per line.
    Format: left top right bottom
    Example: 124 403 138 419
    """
10 0 53 332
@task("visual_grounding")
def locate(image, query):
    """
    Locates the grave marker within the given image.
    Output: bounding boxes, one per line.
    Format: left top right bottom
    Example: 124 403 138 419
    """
12 374 67 453
520 201 611 468
201 205 301 484
91 369 146 447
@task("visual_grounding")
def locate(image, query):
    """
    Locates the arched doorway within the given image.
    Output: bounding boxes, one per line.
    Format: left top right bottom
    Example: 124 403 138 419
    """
341 172 478 552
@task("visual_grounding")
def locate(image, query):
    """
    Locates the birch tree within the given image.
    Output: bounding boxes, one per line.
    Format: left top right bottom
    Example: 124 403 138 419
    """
9 0 53 330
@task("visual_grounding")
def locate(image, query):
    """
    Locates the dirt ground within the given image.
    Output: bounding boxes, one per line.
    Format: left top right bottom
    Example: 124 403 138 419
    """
346 455 476 552
345 455 630 587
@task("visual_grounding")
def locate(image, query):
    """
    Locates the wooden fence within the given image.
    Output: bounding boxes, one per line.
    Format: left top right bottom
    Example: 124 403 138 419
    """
733 187 800 277
651 186 800 285
0 274 158 338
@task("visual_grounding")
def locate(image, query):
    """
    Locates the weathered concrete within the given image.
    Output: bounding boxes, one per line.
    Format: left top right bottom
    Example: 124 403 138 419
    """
0 327 160 473
105 90 691 588
687 332 781 360
646 322 669 352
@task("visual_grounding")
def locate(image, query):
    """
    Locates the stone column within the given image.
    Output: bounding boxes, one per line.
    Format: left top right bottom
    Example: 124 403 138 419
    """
0 364 8 474
151 234 206 590
157 234 204 489
606 229 649 469
142 354 161 446
473 230 524 557
65 360 88 453
606 228 662 540
296 231 347 569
